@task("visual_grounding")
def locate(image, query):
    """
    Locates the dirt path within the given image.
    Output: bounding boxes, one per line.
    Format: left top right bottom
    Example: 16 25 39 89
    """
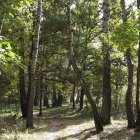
45 118 60 140
44 117 139 140
2 106 140 140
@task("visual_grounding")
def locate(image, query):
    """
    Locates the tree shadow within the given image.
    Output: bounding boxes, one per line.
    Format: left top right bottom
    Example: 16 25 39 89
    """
30 106 93 134
55 128 96 140
31 115 92 133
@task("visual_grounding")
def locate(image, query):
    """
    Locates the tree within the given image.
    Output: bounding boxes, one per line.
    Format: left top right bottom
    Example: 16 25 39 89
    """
101 0 112 125
136 0 140 129
52 85 58 107
78 86 84 111
26 0 42 128
120 0 135 128
67 0 103 132
19 44 27 118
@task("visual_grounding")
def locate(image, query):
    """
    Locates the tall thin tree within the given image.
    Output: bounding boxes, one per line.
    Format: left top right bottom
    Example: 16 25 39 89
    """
19 42 27 118
26 0 42 128
136 0 140 129
67 0 103 132
121 0 135 128
101 0 112 125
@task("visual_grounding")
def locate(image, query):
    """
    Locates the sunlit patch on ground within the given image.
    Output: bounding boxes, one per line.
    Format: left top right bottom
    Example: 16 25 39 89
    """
1 106 140 140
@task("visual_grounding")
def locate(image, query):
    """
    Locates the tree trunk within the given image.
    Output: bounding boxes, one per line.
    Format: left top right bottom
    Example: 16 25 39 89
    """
19 53 27 118
76 91 80 104
43 86 50 108
39 75 43 116
19 68 27 118
57 93 63 106
26 0 42 129
67 0 103 132
19 66 27 118
115 83 119 110
121 0 135 128
136 0 140 130
19 36 27 118
78 87 84 111
125 48 135 128
52 85 58 107
72 84 76 109
44 94 50 108
34 84 39 106
0 13 4 34
101 0 111 125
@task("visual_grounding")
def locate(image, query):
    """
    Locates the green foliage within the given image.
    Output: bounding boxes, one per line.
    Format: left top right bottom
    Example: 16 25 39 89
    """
111 21 138 51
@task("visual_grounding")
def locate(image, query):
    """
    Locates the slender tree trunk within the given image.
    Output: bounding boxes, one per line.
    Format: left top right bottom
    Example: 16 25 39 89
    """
57 93 63 106
121 0 135 128
0 21 3 34
76 91 80 104
34 84 39 106
125 48 135 128
34 93 39 106
43 86 50 108
115 83 119 110
136 0 140 129
19 53 27 118
44 94 50 108
67 0 103 132
78 87 84 111
0 13 4 34
19 35 27 118
39 75 43 116
0 22 2 34
52 85 57 107
39 91 43 116
72 84 76 109
101 0 111 125
26 0 42 128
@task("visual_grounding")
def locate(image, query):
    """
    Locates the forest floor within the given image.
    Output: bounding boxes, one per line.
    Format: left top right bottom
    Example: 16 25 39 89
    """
0 105 140 140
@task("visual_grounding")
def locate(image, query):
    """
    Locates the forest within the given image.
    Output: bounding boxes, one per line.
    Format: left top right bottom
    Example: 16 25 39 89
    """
0 0 140 139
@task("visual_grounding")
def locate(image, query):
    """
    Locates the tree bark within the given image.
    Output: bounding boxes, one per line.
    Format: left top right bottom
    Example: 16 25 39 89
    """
57 93 63 106
0 22 3 34
125 48 135 128
72 84 76 109
34 84 39 106
19 34 27 118
43 86 50 108
52 85 58 107
78 86 84 111
0 13 4 34
19 50 27 118
101 0 111 125
26 0 42 128
39 75 43 116
67 0 103 132
121 0 135 128
76 91 80 104
136 0 140 129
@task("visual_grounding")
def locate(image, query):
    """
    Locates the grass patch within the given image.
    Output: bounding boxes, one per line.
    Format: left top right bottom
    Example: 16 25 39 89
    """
0 104 139 140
